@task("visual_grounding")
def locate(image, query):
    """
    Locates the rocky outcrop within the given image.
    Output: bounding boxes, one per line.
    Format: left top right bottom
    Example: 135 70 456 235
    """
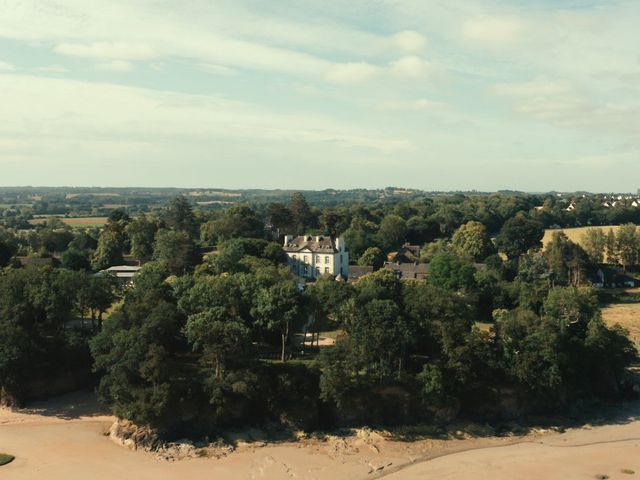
109 419 224 461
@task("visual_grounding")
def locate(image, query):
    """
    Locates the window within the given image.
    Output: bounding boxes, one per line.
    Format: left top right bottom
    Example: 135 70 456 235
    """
315 266 320 274
325 256 330 264
292 255 297 260
304 266 309 274
316 255 322 263
304 255 308 263
324 267 329 273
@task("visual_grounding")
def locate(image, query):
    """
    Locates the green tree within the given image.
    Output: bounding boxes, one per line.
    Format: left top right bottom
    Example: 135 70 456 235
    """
266 203 293 236
616 223 639 270
451 220 492 261
185 307 250 380
358 246 385 269
164 196 197 237
606 228 618 264
428 251 476 292
201 205 264 243
581 228 606 264
377 214 407 251
0 229 17 267
290 192 315 233
153 229 196 274
545 232 589 286
126 214 160 262
90 264 187 427
60 247 91 271
253 280 300 362
495 213 544 259
91 229 124 271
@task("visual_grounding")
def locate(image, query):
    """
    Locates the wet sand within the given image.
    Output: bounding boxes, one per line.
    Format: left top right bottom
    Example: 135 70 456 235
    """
1 391 639 480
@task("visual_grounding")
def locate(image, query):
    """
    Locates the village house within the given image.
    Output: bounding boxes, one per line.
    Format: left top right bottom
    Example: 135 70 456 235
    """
387 242 421 264
347 265 373 283
283 235 349 280
383 261 430 280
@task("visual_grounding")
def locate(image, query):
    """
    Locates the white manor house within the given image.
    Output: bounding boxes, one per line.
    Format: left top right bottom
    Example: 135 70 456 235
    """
283 235 349 279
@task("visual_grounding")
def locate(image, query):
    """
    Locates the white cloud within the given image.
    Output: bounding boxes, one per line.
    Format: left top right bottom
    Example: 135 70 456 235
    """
0 60 15 71
325 62 380 84
462 15 526 44
33 65 68 73
95 60 132 72
0 73 409 158
392 30 427 53
197 63 237 76
54 41 157 60
493 79 571 98
390 56 431 79
493 78 640 136
378 98 443 111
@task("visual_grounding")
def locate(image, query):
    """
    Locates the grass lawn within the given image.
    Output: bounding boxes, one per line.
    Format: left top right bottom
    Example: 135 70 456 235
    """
0 453 15 466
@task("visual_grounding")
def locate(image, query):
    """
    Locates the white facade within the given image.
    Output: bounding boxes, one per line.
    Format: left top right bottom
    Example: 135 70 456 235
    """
283 235 348 279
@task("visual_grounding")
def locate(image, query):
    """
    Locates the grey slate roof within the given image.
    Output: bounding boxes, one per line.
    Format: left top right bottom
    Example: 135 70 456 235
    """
283 235 337 253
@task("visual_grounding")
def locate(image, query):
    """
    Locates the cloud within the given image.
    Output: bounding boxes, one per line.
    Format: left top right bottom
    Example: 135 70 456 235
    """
197 63 237 76
325 62 380 84
54 41 157 60
33 65 68 73
391 30 427 53
462 15 526 44
390 56 431 79
95 60 133 72
378 98 443 111
0 73 409 158
0 60 15 71
493 78 640 136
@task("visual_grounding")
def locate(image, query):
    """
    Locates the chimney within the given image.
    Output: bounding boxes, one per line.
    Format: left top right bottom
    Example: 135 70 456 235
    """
284 235 294 246
335 237 343 251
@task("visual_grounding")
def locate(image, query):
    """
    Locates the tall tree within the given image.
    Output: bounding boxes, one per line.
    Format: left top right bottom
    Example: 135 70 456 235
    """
153 229 196 275
581 228 606 264
164 196 197 237
290 192 315 233
616 223 639 270
126 214 160 262
253 280 300 362
377 214 407 251
185 307 250 380
606 228 618 264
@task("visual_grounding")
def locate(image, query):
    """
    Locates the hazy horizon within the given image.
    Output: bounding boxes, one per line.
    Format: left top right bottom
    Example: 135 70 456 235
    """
1 1 639 191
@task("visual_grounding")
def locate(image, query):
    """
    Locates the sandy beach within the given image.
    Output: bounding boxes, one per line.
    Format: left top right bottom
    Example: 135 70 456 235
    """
1 391 639 480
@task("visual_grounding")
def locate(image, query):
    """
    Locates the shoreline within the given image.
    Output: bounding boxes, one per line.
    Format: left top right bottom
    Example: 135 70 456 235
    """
1 391 639 479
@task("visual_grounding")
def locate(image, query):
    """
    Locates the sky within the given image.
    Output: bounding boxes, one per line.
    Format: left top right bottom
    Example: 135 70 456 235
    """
0 0 639 192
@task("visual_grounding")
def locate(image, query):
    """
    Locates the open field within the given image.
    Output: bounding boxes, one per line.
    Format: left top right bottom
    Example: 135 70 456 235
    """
1 390 639 480
601 288 640 349
543 225 622 249
28 217 108 228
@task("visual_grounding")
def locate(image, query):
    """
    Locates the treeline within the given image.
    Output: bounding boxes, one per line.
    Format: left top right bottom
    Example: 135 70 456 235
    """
0 193 638 437
90 247 636 435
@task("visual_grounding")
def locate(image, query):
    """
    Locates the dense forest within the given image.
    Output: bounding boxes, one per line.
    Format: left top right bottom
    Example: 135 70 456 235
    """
1 190 639 438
